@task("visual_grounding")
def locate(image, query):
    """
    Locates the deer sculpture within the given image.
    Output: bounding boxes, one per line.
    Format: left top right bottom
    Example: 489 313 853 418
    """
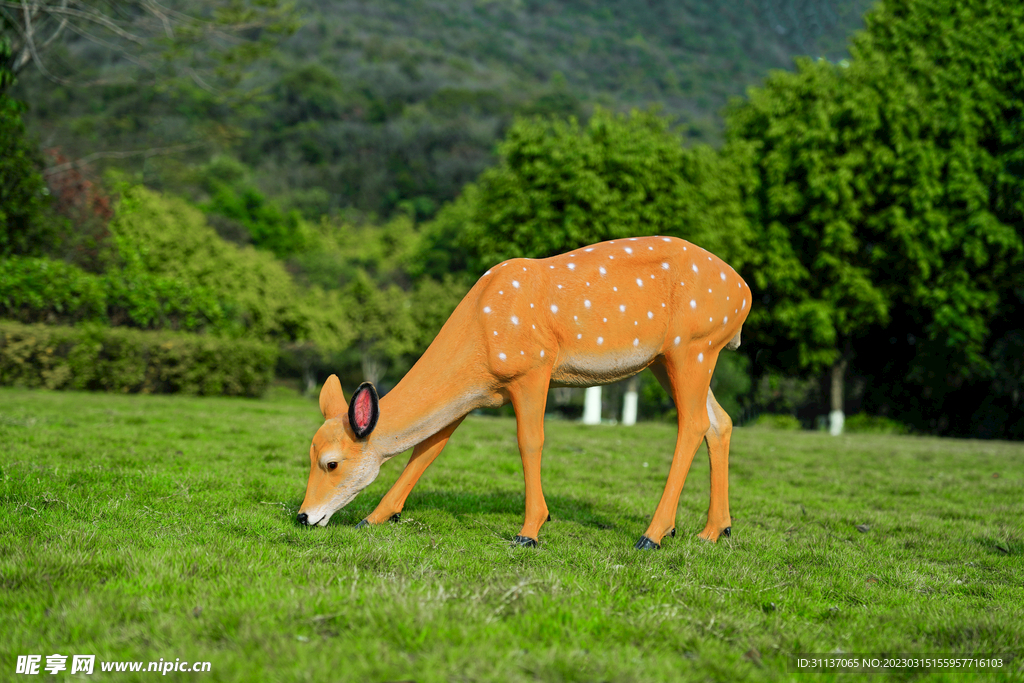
297 236 751 549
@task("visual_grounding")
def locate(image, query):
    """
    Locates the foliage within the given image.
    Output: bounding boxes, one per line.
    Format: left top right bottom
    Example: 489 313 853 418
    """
727 0 1024 386
198 156 312 258
107 185 352 352
421 108 754 277
9 1 871 222
844 414 910 435
0 322 275 396
0 91 58 256
750 413 803 430
4 390 1021 680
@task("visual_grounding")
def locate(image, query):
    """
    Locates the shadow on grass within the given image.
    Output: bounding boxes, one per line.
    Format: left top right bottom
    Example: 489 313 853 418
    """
315 489 626 531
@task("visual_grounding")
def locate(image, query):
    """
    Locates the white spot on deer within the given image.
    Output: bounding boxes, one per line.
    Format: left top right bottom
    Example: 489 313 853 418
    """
499 353 506 360
724 316 728 324
597 337 604 345
551 305 558 313
557 284 563 289
568 263 576 270
493 331 498 336
499 290 504 295
690 300 697 309
709 288 713 293
512 280 520 288
692 264 698 273
727 296 730 301
630 238 637 241
662 263 669 270
609 255 615 260
698 353 704 363
619 305 626 312
585 248 594 252
647 311 653 319
511 316 519 325
662 237 671 242
634 321 638 326
530 303 534 308
550 265 555 269
523 267 527 271
520 351 524 355
661 303 666 307
574 315 578 321
613 286 618 292
625 247 633 254
633 338 639 347
599 266 607 275
540 350 545 358
720 272 726 281
484 306 492 313
708 256 712 261
484 270 491 276
577 334 582 339
709 317 713 322
636 278 643 287
532 324 536 329
584 300 591 308
586 282 590 286
603 317 607 322
742 299 747 309
650 274 655 279
674 336 681 345
648 246 654 251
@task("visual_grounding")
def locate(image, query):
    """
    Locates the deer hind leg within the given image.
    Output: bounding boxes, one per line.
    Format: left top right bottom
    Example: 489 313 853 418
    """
640 350 716 549
506 368 552 547
698 389 732 543
359 416 466 527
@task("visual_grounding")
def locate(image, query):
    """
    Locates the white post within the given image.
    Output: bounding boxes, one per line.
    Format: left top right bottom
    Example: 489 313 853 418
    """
583 386 602 425
622 378 638 426
829 410 844 436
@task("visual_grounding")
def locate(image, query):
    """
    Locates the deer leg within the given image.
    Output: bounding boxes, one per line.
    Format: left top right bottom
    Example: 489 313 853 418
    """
699 389 733 542
358 416 466 526
507 369 552 547
638 351 716 549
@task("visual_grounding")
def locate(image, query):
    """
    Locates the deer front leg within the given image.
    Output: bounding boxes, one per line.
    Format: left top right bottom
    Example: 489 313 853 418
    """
507 369 552 547
638 353 714 549
698 389 732 542
357 416 466 527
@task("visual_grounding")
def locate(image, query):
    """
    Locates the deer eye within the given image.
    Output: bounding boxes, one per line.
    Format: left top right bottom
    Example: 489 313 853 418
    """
327 461 338 471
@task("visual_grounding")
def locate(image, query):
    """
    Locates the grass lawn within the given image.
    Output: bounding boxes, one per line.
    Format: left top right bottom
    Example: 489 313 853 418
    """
1 386 1022 682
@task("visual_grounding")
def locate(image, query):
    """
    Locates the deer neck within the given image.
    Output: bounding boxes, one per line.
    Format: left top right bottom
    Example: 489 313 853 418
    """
368 337 491 460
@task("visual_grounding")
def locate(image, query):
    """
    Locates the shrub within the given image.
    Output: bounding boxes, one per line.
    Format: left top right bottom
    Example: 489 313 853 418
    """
750 413 803 430
844 414 911 435
0 256 228 333
0 321 276 396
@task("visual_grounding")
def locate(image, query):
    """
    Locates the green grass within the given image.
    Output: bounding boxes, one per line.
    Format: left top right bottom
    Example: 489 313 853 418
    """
1 386 1022 682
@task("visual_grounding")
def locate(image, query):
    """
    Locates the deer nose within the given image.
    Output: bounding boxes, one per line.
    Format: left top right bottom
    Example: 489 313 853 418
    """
297 512 309 525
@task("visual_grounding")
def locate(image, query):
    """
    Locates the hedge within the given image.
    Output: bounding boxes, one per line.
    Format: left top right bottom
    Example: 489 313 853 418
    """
0 321 276 397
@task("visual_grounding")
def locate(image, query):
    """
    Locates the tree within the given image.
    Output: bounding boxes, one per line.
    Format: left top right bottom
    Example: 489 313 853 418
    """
0 1 295 94
726 0 1024 433
420 107 754 278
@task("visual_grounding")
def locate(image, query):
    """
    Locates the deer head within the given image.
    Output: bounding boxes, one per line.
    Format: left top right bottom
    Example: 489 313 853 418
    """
296 375 381 526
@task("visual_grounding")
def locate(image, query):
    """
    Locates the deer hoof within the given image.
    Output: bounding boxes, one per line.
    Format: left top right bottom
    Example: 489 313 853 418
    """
354 519 369 529
389 513 401 523
512 535 538 548
722 526 731 537
669 528 676 537
634 535 661 550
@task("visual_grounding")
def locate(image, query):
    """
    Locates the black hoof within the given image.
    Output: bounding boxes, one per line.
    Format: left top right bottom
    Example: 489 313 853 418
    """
389 512 401 523
546 513 551 522
669 528 676 537
354 519 368 529
634 535 661 550
513 535 538 547
722 526 731 538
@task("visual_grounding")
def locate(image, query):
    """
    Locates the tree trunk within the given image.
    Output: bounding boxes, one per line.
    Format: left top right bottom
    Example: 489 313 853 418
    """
829 356 848 436
583 386 602 425
360 350 386 387
621 377 639 426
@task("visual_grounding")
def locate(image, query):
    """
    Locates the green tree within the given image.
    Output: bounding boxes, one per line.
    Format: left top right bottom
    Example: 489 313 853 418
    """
726 0 1024 432
420 107 754 278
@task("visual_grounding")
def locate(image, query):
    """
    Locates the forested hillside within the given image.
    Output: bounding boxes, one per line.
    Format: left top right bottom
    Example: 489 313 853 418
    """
12 0 871 221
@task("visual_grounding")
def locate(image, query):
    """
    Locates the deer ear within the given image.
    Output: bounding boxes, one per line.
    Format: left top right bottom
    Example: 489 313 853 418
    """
348 382 380 439
319 374 348 420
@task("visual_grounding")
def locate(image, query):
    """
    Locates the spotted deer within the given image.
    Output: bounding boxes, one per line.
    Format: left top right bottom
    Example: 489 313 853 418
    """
297 236 751 549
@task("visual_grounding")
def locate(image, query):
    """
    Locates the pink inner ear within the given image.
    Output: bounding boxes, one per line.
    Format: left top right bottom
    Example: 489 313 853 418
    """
354 390 373 429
